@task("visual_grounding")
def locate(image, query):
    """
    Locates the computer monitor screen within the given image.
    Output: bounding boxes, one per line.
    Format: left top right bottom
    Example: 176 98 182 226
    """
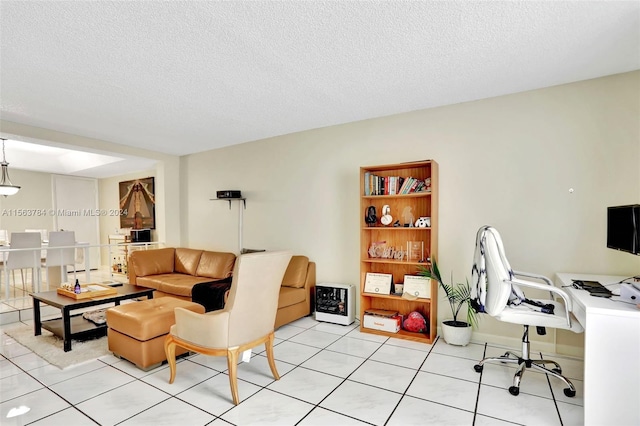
607 205 640 255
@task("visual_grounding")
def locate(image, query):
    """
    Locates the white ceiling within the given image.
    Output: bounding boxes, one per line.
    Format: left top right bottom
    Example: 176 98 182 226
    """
1 1 639 164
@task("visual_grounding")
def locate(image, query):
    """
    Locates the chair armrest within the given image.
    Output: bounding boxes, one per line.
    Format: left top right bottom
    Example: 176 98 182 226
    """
513 270 553 287
507 277 574 327
173 307 230 348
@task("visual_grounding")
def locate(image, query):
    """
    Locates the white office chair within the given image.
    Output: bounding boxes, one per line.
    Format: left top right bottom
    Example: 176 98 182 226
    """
7 232 42 293
471 226 583 397
44 231 77 286
0 230 8 245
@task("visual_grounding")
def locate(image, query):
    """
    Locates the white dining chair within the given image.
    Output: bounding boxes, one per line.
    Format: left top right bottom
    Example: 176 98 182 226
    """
7 232 42 293
44 231 77 286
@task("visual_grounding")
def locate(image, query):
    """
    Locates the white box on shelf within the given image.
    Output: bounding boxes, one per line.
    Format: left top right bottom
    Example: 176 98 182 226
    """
363 314 402 333
315 283 355 325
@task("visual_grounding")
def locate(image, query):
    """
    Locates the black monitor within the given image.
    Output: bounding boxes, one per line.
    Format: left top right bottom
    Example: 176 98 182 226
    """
607 204 640 255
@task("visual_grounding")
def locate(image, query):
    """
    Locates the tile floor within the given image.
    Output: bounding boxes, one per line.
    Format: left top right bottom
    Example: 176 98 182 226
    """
1 313 584 425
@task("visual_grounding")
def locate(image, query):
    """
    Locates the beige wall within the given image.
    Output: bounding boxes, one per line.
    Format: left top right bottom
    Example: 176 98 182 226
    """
182 71 640 355
0 169 55 233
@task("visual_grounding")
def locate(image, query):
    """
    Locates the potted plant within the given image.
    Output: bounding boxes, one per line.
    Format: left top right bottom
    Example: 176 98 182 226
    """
418 259 478 346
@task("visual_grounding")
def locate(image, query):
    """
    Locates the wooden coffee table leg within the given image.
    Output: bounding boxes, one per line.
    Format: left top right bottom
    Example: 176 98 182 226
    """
33 298 42 336
62 307 72 352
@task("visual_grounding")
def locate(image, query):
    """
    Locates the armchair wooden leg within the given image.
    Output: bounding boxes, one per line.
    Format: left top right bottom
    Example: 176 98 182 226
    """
164 335 177 384
227 349 240 405
265 332 280 381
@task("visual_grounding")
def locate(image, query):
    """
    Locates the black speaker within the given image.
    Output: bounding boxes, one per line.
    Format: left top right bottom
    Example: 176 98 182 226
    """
216 190 242 199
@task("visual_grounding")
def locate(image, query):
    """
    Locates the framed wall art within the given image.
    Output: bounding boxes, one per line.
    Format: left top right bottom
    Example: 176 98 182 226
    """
119 177 156 229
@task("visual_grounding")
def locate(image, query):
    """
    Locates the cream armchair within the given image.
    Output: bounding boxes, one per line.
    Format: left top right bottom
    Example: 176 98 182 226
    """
164 250 292 405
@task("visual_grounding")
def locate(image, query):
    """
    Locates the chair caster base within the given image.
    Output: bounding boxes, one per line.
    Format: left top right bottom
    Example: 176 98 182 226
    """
564 388 576 397
509 386 520 396
474 364 483 373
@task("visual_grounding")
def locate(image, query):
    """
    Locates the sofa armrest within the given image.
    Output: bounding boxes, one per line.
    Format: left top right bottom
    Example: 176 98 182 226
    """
304 261 316 309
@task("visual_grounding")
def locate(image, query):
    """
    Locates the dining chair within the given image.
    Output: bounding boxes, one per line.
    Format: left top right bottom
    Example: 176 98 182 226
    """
44 231 77 286
7 232 42 293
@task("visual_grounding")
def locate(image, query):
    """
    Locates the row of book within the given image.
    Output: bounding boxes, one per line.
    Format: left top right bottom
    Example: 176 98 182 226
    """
364 173 431 196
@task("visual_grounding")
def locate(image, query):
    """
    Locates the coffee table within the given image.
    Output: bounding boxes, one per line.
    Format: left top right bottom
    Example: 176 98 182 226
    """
31 284 154 352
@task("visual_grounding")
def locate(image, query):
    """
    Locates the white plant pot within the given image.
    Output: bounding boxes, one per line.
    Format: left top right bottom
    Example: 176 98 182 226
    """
441 320 472 346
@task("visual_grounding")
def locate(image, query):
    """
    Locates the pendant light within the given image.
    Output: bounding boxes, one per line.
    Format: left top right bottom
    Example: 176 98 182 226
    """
0 139 20 196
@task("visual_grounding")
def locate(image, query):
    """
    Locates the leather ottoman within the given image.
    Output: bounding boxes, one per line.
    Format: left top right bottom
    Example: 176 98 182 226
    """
107 297 205 370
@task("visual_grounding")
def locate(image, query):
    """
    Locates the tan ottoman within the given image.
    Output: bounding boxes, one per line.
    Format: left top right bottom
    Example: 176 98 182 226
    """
107 297 205 370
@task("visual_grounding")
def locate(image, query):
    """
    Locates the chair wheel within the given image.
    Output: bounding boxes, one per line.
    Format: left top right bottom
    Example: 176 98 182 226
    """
474 364 483 373
509 386 520 396
563 388 576 397
552 367 562 374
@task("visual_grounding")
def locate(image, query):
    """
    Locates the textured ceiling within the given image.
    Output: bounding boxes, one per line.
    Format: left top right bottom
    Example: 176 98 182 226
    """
1 1 639 157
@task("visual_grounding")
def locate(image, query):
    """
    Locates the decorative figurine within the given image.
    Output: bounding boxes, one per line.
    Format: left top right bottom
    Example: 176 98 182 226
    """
402 206 415 227
415 216 431 228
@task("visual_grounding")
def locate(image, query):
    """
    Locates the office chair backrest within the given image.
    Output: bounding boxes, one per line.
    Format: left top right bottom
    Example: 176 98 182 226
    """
474 226 515 316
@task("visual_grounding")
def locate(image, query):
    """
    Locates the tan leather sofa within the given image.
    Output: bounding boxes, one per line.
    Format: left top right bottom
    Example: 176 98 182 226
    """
129 247 236 299
128 247 315 328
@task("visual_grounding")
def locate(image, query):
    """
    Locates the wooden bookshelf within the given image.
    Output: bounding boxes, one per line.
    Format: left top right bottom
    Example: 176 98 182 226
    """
360 160 438 344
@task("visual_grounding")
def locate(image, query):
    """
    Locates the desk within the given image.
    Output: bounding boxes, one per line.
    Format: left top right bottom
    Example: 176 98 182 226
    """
555 273 640 426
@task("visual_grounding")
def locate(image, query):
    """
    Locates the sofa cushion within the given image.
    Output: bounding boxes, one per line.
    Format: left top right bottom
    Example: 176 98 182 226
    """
281 255 309 288
278 286 307 309
137 274 214 297
195 251 236 279
130 248 175 277
175 248 203 276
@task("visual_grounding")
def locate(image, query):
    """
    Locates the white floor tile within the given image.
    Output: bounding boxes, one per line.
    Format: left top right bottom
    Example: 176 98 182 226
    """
188 352 232 372
0 357 21 378
9 351 49 371
288 328 342 348
344 327 389 343
480 361 553 399
474 414 522 425
274 323 307 340
267 366 343 404
431 338 487 361
320 380 402 426
555 400 585 426
387 395 475 426
311 321 358 335
421 352 481 382
385 336 434 352
325 335 383 358
288 315 321 329
120 396 215 425
176 373 262 416
369 343 428 370
477 384 562 425
29 407 97 425
0 387 70 425
76 380 169 425
406 371 479 412
141 360 216 395
301 348 365 378
0 371 44 400
25 359 105 386
49 365 135 405
236 353 296 386
298 407 370 425
222 388 313 425
349 359 416 393
271 340 321 365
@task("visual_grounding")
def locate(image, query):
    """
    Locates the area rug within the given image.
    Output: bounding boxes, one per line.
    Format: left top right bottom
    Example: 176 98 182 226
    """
2 323 111 369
